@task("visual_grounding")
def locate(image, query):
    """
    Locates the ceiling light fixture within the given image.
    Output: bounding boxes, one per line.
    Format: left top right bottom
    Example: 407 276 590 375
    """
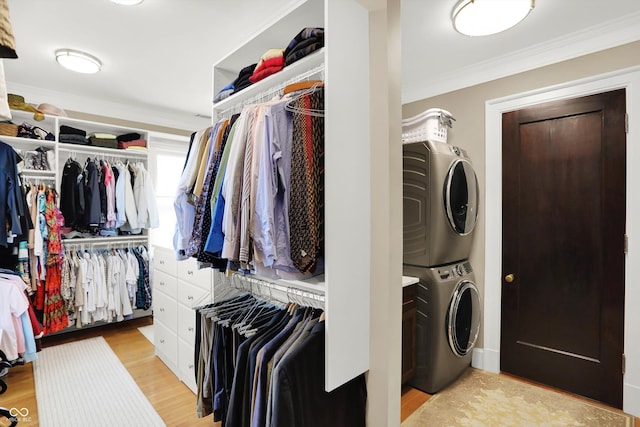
55 49 102 74
452 0 535 37
110 0 144 5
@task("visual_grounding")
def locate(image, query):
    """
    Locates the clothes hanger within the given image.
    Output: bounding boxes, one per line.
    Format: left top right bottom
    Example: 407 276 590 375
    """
283 79 324 96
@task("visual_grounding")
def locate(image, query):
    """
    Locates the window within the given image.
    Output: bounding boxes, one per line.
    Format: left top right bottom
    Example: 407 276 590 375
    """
148 133 189 249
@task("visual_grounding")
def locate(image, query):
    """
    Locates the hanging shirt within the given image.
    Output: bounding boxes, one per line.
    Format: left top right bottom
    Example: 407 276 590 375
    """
174 128 211 259
221 105 258 260
0 274 29 360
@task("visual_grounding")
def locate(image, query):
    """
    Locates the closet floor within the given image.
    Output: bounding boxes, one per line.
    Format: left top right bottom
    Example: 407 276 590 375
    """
3 319 638 426
1 317 211 427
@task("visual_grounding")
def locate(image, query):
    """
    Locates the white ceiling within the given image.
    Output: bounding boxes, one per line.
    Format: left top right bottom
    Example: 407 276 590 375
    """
3 0 640 132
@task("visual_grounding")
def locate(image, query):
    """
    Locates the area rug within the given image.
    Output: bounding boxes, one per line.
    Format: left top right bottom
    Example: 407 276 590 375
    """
34 336 166 427
138 325 154 344
403 368 633 427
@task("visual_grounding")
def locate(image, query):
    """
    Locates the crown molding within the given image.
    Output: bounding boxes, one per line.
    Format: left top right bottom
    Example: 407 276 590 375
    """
5 81 209 132
402 10 640 104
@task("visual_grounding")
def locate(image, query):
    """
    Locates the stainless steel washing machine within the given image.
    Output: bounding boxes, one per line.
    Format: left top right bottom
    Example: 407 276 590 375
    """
403 140 478 267
403 260 481 394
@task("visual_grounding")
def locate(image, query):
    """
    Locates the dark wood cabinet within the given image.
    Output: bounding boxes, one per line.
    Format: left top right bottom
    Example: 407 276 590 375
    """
402 284 417 384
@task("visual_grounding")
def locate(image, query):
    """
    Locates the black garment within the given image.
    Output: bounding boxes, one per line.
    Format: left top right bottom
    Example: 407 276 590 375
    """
97 161 107 225
284 27 324 66
0 141 26 247
116 132 141 142
59 125 86 136
83 159 101 227
232 63 257 94
226 310 287 427
59 159 85 228
271 321 367 427
59 134 89 145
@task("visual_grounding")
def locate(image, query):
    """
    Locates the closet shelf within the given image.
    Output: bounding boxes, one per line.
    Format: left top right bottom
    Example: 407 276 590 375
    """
61 235 148 247
44 308 153 337
57 142 148 158
19 169 56 177
0 135 56 148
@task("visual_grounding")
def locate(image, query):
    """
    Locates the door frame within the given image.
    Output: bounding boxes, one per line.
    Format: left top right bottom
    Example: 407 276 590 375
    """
479 65 640 416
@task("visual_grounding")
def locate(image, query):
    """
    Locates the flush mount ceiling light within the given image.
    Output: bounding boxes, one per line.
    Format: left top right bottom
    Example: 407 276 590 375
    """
452 0 535 37
55 49 102 74
110 0 144 5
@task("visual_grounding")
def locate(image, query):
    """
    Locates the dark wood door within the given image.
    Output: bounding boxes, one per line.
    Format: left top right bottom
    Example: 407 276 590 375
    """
501 89 626 408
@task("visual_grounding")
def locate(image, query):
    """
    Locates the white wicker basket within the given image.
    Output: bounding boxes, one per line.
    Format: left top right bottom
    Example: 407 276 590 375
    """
402 108 455 144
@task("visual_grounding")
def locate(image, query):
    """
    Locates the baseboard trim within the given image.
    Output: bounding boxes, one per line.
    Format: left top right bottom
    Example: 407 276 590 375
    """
472 347 500 374
624 382 640 417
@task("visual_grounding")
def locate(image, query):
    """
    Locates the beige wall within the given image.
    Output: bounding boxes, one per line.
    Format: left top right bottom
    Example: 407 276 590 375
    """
402 41 640 347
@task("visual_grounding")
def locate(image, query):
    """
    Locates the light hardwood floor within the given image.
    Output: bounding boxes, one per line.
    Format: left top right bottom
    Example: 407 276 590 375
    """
2 318 638 426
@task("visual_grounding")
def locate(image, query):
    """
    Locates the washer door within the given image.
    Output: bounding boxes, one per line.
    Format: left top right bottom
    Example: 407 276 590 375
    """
444 159 478 235
447 279 480 357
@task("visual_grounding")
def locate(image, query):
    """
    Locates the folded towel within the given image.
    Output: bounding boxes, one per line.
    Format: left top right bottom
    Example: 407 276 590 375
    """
116 132 141 142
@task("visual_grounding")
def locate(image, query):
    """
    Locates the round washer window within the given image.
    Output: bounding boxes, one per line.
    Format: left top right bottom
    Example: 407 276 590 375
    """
444 159 478 235
447 279 480 357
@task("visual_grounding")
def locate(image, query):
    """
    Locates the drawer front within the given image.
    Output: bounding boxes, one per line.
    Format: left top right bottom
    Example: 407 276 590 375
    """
154 321 178 373
154 246 177 276
177 257 212 290
153 291 177 331
154 270 178 299
178 339 197 394
178 280 210 309
178 303 197 348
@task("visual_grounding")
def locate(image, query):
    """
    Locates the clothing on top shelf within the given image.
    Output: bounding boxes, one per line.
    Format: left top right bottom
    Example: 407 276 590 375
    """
214 27 324 104
194 293 365 427
283 27 324 66
59 158 158 236
249 49 285 84
174 86 324 279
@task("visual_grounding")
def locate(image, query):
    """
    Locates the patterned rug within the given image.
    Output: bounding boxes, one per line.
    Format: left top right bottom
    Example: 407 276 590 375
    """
34 336 166 427
403 368 633 427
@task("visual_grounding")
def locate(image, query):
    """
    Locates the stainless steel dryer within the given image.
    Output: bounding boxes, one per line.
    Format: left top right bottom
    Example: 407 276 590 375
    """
403 260 480 394
403 140 478 267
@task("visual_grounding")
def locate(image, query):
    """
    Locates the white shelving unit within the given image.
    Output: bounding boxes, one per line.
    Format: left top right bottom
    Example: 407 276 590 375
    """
1 107 181 332
210 0 373 393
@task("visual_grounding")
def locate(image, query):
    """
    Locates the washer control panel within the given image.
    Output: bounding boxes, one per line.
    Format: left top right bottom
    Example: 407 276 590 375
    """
436 261 473 280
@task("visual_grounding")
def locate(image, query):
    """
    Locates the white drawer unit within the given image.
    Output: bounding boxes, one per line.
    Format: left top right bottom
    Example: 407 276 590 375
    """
178 257 212 290
154 247 177 276
154 269 178 299
178 303 197 348
178 280 210 309
178 339 197 393
153 290 177 331
154 320 178 372
152 246 213 395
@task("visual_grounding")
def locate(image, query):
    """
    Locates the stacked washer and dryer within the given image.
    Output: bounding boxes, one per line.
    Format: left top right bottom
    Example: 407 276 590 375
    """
402 109 481 394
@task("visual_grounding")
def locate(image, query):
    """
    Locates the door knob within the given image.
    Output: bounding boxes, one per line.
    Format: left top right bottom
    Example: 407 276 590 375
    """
505 274 515 283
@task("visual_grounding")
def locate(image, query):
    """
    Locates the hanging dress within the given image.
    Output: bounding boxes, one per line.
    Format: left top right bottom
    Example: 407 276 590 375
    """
42 189 68 334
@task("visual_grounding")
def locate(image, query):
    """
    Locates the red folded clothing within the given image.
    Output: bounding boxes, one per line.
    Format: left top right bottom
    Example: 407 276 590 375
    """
117 139 147 149
250 49 285 83
250 65 285 83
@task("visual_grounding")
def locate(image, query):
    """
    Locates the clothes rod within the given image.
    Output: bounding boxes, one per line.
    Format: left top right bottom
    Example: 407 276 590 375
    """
229 272 325 302
215 63 325 119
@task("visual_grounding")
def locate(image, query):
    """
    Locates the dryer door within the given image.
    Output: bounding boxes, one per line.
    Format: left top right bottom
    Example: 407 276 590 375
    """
444 159 478 235
447 279 480 357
